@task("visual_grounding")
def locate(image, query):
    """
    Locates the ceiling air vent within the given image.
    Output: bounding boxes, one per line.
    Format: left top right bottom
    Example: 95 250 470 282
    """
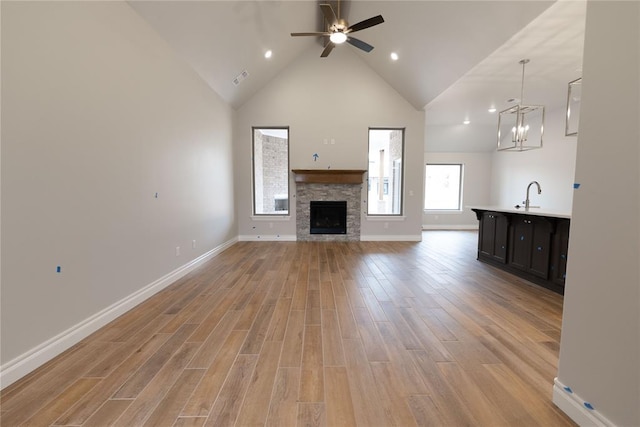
232 70 249 86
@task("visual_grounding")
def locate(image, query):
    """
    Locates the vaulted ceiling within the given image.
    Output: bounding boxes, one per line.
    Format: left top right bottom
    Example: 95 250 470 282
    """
129 0 586 151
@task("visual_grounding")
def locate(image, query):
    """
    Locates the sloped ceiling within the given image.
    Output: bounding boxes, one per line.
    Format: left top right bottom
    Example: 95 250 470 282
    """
128 0 586 151
129 0 555 109
425 0 586 151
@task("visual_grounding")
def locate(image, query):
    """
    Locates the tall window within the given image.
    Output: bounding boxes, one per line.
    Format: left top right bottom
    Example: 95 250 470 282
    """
424 164 463 210
368 128 404 215
253 127 289 215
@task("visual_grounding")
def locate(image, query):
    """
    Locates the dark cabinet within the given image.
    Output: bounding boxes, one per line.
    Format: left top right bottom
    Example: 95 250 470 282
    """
472 208 569 294
509 216 552 279
479 212 509 263
551 219 570 286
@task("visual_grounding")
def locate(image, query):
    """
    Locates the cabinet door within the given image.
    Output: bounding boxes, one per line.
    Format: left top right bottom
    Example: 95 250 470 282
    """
510 218 532 271
479 212 509 264
529 219 552 279
551 220 570 285
492 214 509 263
479 212 497 258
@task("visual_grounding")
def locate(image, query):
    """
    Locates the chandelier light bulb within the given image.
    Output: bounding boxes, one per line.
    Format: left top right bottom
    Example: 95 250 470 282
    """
511 124 530 143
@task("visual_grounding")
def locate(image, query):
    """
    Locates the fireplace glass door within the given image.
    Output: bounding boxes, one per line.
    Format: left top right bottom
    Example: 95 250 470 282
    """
310 201 347 234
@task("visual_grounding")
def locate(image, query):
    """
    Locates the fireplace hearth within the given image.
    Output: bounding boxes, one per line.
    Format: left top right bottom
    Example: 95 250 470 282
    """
310 201 347 234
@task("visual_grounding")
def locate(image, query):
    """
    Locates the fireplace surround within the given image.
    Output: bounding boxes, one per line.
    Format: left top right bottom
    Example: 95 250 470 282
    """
293 170 366 241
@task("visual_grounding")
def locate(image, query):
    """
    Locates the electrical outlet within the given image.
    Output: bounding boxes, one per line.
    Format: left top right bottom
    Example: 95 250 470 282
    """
175 246 180 256
269 223 273 229
192 240 196 249
384 222 389 229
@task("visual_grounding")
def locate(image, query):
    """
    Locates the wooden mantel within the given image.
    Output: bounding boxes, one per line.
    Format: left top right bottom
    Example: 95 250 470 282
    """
292 169 366 184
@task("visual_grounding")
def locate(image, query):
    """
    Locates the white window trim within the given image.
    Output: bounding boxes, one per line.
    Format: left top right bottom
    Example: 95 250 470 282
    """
367 127 405 217
250 215 291 221
252 126 290 216
366 216 407 221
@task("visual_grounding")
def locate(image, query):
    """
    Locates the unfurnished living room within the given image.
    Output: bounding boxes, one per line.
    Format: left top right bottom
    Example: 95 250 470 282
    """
1 1 638 426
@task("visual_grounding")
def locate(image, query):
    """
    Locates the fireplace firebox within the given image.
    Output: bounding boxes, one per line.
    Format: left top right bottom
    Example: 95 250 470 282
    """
310 201 347 234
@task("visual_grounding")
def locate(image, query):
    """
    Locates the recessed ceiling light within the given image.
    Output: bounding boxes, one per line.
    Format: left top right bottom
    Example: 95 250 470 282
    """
463 120 471 125
264 50 272 59
488 107 497 113
390 52 399 61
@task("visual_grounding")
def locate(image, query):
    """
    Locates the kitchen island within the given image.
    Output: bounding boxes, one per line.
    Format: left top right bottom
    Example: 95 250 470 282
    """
469 206 570 294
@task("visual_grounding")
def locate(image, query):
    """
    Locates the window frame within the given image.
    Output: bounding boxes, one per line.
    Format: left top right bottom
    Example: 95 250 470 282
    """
366 127 405 216
252 126 290 216
424 163 464 212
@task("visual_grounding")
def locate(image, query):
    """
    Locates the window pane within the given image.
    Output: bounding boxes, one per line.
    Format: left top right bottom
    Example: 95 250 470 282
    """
368 129 404 215
424 164 462 210
253 128 289 215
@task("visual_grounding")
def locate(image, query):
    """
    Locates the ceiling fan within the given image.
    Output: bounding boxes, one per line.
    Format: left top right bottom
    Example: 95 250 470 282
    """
291 2 384 57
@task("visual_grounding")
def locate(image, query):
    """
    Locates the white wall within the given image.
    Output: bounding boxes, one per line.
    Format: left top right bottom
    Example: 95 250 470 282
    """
234 47 425 241
490 104 578 213
1 2 235 382
423 152 492 228
554 2 639 426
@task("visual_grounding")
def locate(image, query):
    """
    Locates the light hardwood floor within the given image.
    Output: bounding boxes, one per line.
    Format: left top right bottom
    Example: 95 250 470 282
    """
1 231 576 426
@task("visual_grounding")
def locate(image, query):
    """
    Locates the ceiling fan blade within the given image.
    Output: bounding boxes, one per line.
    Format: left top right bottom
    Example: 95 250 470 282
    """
347 15 384 33
291 32 330 37
346 36 374 53
319 4 338 25
320 42 335 57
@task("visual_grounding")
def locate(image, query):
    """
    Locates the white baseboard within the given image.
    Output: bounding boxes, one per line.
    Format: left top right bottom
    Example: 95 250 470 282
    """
237 234 297 241
360 234 422 242
553 378 615 426
422 224 479 230
238 234 424 242
0 237 237 390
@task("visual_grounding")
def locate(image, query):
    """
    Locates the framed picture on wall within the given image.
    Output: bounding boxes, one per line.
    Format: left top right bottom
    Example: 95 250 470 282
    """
565 77 582 136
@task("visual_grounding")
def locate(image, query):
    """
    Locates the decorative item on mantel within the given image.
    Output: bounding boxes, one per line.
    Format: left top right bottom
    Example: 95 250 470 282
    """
497 59 545 151
565 77 582 136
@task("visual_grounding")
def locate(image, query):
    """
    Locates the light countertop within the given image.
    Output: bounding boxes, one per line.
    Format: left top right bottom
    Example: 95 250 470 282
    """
467 206 572 219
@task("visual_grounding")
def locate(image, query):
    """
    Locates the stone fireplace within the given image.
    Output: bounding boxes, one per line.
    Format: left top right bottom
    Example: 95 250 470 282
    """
293 170 366 241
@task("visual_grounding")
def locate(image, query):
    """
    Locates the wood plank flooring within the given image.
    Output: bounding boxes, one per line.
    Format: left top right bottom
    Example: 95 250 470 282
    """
0 231 576 426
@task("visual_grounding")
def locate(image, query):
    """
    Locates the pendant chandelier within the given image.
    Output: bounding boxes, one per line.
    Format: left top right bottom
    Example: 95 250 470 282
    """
497 59 545 151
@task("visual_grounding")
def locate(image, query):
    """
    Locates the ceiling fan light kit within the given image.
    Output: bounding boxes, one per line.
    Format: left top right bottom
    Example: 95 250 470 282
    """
497 59 545 151
290 2 384 57
329 32 347 44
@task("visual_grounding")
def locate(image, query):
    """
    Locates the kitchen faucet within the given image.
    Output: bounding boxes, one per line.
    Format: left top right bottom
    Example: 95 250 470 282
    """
524 181 542 209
